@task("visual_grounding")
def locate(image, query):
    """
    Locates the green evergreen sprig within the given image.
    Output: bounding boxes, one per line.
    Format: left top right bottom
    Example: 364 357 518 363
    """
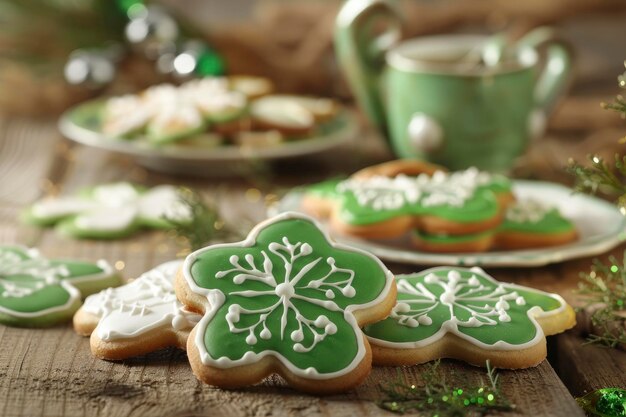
165 188 245 252
603 95 626 120
577 254 626 349
569 61 626 350
601 64 626 122
568 61 626 210
378 360 515 416
567 155 626 211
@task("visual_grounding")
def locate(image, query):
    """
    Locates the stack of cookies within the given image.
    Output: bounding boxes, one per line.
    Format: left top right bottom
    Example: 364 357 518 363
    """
301 160 578 253
2 211 576 394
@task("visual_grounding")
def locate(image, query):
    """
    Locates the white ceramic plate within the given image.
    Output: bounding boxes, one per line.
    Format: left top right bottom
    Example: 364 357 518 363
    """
58 99 358 176
273 180 626 267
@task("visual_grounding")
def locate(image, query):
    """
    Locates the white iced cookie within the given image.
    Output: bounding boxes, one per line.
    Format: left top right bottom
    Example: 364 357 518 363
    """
286 96 339 121
74 260 201 360
102 95 154 138
181 78 247 123
250 95 317 135
146 102 206 144
228 75 274 99
25 182 191 239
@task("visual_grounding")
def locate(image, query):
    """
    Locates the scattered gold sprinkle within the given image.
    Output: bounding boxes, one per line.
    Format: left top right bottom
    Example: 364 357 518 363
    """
40 179 58 196
264 193 278 204
245 188 262 203
214 220 224 230
114 261 125 270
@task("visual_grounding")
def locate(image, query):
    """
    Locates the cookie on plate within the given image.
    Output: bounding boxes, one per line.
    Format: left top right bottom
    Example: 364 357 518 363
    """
363 266 575 369
0 246 119 327
24 182 191 239
176 212 396 394
496 199 578 250
250 95 316 136
228 75 274 100
351 159 445 180
74 260 201 360
410 199 578 253
302 166 513 239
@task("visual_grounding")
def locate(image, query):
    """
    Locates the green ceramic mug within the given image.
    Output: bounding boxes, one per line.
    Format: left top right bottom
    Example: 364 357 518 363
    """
335 0 572 172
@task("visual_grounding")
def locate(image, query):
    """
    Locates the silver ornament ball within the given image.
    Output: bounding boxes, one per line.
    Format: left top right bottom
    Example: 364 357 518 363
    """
64 51 116 87
125 5 178 59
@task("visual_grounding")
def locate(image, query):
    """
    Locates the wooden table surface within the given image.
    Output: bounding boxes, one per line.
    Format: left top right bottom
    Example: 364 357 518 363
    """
0 114 625 417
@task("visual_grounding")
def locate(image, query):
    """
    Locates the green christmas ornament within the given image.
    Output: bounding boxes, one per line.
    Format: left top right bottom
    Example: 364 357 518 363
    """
195 48 225 76
116 0 145 16
578 388 626 417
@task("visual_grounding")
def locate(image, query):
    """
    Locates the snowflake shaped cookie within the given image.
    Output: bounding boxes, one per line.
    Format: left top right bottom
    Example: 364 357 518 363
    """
25 182 191 239
74 260 201 360
177 212 396 393
364 267 576 369
0 246 119 327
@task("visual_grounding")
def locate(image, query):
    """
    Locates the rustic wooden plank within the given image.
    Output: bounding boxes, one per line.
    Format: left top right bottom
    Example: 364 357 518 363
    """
0 117 60 206
548 245 626 397
554 332 626 398
0 118 62 245
0 324 585 417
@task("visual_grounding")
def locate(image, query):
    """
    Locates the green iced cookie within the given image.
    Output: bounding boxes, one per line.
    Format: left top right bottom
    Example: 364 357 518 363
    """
0 246 121 327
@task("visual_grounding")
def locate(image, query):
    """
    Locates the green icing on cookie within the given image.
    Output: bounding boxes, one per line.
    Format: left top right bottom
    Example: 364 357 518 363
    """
184 213 394 379
412 199 575 243
306 179 343 198
500 201 574 234
363 267 566 350
304 168 511 226
0 246 119 325
413 230 492 244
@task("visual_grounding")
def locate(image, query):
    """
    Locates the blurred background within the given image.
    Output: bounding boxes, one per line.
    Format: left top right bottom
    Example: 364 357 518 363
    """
1 0 625 182
2 0 625 105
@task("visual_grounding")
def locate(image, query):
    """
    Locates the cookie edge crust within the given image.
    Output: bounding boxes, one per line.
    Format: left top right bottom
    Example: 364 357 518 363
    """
90 325 190 360
178 211 396 391
366 268 576 369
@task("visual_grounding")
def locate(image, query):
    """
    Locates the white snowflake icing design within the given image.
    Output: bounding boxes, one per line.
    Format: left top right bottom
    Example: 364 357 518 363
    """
505 199 554 224
337 167 493 211
216 237 356 353
0 249 69 298
391 269 526 329
83 261 201 341
338 175 421 210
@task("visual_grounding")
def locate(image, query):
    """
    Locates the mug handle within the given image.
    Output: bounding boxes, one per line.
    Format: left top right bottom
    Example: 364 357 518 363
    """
518 27 573 117
335 0 402 131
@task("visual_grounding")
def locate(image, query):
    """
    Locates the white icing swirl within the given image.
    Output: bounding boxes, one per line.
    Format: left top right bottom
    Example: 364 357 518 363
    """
506 199 553 224
338 167 493 211
82 260 201 341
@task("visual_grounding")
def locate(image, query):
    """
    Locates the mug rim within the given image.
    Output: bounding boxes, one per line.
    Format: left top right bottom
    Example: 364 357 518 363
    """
387 34 538 76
